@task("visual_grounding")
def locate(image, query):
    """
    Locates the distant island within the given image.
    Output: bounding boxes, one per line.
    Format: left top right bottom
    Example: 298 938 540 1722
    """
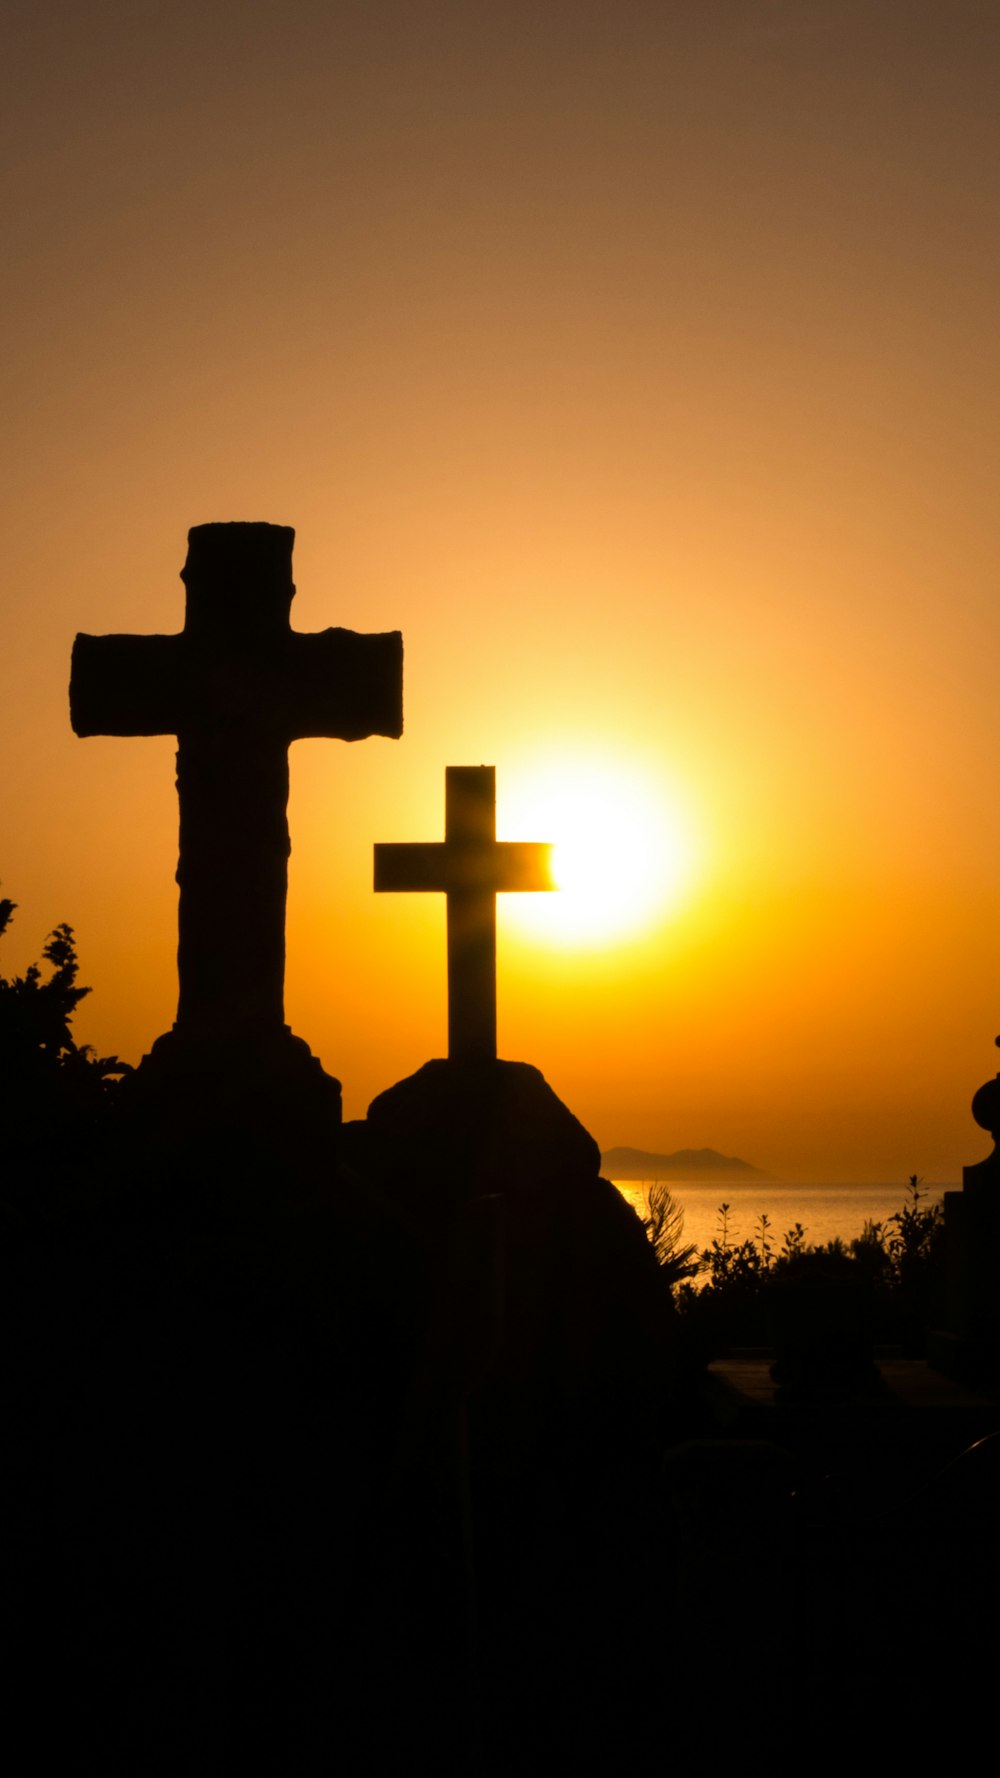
601 1145 770 1181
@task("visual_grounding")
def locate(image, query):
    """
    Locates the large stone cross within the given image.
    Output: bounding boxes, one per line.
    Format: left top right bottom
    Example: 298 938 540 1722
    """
71 523 403 1045
374 766 553 1062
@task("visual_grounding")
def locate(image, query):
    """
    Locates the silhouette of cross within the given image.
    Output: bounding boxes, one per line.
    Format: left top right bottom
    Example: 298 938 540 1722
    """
71 523 402 1043
374 766 553 1062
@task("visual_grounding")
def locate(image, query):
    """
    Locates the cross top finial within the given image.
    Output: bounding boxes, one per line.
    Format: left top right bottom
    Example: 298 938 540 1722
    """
184 521 295 578
181 523 296 637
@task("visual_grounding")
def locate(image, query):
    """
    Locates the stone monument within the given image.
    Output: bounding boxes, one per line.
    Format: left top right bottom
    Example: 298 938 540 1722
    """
354 764 666 1409
71 522 403 1150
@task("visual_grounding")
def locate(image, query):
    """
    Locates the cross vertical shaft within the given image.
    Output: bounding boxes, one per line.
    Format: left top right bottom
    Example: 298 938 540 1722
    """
446 767 501 1063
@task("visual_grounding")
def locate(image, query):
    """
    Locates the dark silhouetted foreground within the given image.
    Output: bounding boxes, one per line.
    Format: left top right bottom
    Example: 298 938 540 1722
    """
4 913 999 1770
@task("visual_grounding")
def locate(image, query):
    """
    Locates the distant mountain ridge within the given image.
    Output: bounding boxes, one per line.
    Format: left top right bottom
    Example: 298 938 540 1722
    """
601 1145 769 1181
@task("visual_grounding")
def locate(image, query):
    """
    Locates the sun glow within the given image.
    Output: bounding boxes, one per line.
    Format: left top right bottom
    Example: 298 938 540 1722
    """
500 757 696 946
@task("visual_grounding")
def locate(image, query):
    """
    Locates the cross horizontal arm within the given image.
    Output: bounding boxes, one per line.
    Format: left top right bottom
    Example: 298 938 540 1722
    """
285 628 403 741
491 842 555 893
71 633 184 737
374 843 449 894
374 841 554 895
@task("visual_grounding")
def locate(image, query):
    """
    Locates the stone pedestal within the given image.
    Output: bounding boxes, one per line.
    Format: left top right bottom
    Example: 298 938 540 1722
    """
343 1056 672 1417
350 1056 600 1201
120 1023 342 1181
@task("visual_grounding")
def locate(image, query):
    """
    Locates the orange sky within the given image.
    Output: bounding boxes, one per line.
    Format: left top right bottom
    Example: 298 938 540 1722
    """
3 1 999 1181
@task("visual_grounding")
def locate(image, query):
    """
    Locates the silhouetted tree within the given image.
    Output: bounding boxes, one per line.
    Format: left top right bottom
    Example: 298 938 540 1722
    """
0 890 127 1179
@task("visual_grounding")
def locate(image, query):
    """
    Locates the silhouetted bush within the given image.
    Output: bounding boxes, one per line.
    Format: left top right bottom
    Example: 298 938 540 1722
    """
662 1177 946 1360
0 890 128 1187
638 1179 700 1286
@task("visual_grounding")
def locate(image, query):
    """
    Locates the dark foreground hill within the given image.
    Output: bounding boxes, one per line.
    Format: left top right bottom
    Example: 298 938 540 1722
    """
601 1144 769 1180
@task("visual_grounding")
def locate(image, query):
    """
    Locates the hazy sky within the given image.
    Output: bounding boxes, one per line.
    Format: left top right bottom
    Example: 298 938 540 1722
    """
3 1 998 1180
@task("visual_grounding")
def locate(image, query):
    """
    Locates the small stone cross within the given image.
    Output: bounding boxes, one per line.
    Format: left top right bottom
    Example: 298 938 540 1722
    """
374 766 553 1061
71 523 403 1044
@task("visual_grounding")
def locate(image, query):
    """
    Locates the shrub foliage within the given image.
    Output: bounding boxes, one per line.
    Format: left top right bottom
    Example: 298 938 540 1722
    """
639 1173 946 1357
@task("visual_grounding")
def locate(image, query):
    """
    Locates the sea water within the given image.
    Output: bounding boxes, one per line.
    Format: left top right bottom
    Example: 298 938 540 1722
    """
611 1179 952 1262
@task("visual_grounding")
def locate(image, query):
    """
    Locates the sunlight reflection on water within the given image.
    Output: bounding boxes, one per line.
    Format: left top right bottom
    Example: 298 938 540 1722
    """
611 1179 950 1260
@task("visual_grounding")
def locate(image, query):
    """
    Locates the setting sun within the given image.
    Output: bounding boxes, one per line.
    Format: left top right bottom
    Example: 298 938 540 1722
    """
500 757 696 946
